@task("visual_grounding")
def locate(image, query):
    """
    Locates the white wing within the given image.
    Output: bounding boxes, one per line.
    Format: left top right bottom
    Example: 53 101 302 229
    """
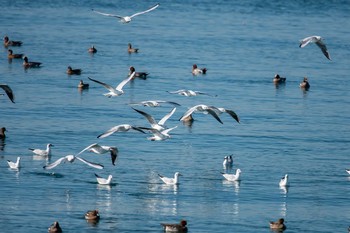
158 107 176 126
92 9 124 19
76 156 104 169
299 36 316 48
129 3 160 18
97 125 122 139
116 72 135 91
179 105 200 121
76 143 102 156
43 156 68 170
88 77 115 92
132 107 157 125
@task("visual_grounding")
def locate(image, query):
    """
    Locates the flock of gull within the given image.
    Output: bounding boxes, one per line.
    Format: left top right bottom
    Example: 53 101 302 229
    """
0 2 343 233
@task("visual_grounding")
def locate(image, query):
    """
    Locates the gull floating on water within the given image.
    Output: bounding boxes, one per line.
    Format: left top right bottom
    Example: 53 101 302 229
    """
7 156 21 169
130 100 180 107
92 3 160 24
158 172 182 185
0 84 15 103
269 218 286 231
161 220 188 232
299 35 331 60
48 221 62 233
29 143 54 157
179 104 223 124
167 89 217 97
223 155 233 167
132 107 176 131
88 71 135 97
77 143 118 165
43 154 104 170
97 124 146 139
221 168 241 181
279 174 289 187
95 173 113 185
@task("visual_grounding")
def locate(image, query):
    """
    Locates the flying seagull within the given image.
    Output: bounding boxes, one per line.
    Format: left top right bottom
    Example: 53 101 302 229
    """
92 3 160 24
43 154 104 170
299 35 331 60
77 143 118 166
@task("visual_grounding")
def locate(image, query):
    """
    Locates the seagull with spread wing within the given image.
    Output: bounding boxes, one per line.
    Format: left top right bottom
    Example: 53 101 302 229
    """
299 35 331 60
43 154 104 170
77 143 118 166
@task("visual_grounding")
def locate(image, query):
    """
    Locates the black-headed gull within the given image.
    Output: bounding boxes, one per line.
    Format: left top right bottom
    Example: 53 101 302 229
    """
132 107 176 131
29 143 54 157
221 168 241 181
279 174 289 187
0 127 6 139
88 71 135 97
95 173 113 185
43 154 104 170
0 84 15 103
269 218 286 231
299 35 331 60
85 210 100 221
7 156 21 169
179 104 223 124
192 64 207 75
146 126 178 141
48 221 62 233
130 100 180 107
97 124 146 139
223 155 233 167
167 89 216 97
92 3 160 24
158 172 182 185
161 220 188 232
77 143 118 165
23 56 41 68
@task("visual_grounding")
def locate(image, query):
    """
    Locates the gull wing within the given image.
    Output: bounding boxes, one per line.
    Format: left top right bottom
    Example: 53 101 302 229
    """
76 143 99 156
206 109 223 124
161 126 177 135
299 36 314 48
167 89 186 94
129 3 160 18
158 107 176 126
315 40 331 60
0 84 15 103
91 9 124 19
97 126 120 139
109 148 118 165
76 156 104 169
132 107 157 125
179 105 199 121
224 109 240 123
88 77 115 92
116 72 135 91
43 156 67 170
131 126 147 134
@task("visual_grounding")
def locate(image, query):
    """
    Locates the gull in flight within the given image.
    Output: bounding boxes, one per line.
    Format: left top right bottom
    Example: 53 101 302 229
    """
77 143 118 165
0 84 15 103
92 3 160 24
132 107 176 131
179 104 223 124
299 35 331 60
95 173 113 185
88 72 135 97
97 124 146 139
146 126 178 141
158 172 182 185
7 157 21 169
129 100 180 107
29 143 54 157
167 89 217 97
43 154 104 170
279 174 289 187
209 106 240 124
221 168 241 181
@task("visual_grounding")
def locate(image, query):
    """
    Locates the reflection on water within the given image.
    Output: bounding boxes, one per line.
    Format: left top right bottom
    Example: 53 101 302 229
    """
279 186 289 195
222 180 240 194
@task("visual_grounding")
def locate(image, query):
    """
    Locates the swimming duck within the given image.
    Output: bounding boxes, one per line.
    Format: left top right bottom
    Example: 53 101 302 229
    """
161 220 188 232
299 77 310 90
48 221 62 233
67 66 82 75
273 74 286 84
269 218 286 231
78 80 89 89
192 64 207 75
3 36 22 47
129 66 149 79
23 56 42 68
128 43 139 53
85 210 100 221
88 45 97 53
0 127 6 139
8 49 23 59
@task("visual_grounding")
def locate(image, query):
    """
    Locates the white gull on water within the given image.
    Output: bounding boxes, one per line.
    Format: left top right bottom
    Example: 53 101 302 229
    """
95 173 113 185
221 168 241 181
158 172 182 185
29 143 53 157
7 157 21 169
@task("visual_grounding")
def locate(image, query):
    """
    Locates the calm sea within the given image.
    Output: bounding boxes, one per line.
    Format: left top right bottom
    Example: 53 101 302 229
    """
1 0 350 232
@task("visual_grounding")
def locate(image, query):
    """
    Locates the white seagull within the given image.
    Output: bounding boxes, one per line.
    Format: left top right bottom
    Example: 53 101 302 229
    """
129 100 180 107
7 157 21 169
299 35 331 60
147 126 178 141
209 106 240 124
29 143 54 157
223 155 233 167
43 154 104 170
222 168 241 181
77 143 118 165
279 174 289 187
167 89 217 97
95 173 113 185
88 71 135 97
0 84 15 103
179 104 223 124
158 172 182 185
92 3 160 24
132 107 176 131
97 124 146 139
